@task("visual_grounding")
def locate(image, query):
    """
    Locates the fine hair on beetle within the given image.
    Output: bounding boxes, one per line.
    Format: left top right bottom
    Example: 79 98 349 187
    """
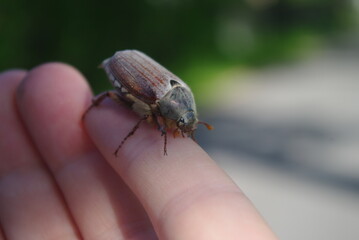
83 50 213 156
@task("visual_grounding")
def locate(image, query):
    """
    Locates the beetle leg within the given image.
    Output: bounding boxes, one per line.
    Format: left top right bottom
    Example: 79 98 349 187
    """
114 115 148 157
153 115 168 155
158 124 168 156
145 114 154 125
173 128 180 138
153 115 165 134
82 90 121 119
159 124 168 156
190 131 197 143
163 131 168 156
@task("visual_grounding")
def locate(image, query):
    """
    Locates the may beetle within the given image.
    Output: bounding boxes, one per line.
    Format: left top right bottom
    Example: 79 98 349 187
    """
84 50 212 156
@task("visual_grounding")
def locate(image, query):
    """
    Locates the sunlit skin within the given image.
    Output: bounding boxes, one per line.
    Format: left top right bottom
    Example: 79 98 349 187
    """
0 64 278 240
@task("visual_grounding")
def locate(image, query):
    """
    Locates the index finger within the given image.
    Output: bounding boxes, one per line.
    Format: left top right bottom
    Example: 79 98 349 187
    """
84 100 277 239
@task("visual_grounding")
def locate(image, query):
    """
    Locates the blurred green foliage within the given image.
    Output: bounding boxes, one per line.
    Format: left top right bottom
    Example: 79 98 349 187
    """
0 0 357 102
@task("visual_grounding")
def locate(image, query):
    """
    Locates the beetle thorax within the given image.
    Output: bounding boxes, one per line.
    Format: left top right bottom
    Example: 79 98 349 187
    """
158 85 198 132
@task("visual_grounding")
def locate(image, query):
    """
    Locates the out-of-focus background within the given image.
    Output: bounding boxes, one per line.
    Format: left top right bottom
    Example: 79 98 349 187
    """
1 0 358 239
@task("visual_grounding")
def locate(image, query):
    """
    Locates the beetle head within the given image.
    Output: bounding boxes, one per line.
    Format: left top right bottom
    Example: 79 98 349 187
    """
177 110 198 133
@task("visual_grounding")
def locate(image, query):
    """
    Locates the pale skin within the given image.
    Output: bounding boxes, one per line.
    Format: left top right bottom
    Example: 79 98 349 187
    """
0 63 278 240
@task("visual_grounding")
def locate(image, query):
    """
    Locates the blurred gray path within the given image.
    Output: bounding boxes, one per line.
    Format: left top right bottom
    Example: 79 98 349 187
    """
199 50 359 239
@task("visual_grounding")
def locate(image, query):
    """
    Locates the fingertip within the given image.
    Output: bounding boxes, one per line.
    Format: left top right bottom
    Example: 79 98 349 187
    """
17 62 91 104
0 69 27 116
0 69 27 86
15 62 95 169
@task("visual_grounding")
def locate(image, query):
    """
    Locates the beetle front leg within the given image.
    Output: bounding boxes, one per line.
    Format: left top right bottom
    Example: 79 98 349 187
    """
190 131 197 142
82 90 121 119
173 128 181 138
153 115 168 155
159 125 168 156
163 132 168 156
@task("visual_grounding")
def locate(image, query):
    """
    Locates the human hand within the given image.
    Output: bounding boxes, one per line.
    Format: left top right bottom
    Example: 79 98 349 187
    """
0 63 278 239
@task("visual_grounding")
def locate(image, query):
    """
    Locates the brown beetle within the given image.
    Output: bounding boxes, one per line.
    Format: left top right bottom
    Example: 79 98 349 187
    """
84 50 212 156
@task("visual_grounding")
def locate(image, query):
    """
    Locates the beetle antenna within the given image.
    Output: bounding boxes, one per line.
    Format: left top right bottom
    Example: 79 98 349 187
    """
198 121 214 130
114 116 148 156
